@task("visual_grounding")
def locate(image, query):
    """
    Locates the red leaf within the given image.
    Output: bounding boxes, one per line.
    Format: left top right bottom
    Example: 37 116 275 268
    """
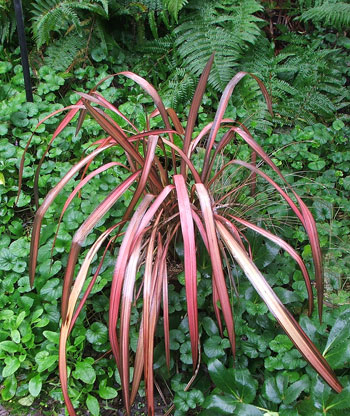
174 175 198 368
216 220 342 393
195 184 235 356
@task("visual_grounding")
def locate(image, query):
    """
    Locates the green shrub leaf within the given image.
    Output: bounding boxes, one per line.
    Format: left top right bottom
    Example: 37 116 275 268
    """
86 394 100 416
29 374 42 397
1 375 17 401
86 322 108 345
2 356 20 377
73 360 96 384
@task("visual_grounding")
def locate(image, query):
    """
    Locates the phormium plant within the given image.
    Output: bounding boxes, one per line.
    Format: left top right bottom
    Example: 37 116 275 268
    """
19 55 342 415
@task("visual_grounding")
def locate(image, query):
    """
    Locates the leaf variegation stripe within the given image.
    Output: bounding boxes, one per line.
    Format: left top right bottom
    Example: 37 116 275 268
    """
61 170 141 321
195 183 235 356
216 220 342 394
174 174 198 368
29 144 114 288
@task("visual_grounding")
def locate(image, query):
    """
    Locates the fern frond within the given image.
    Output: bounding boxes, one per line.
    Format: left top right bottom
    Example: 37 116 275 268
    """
163 68 196 109
44 32 87 71
174 0 263 91
0 2 16 44
299 2 350 29
162 0 188 21
31 0 108 48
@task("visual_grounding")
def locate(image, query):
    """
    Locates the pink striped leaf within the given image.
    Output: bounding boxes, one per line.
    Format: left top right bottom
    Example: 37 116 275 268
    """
216 220 342 393
59 225 118 416
174 174 198 368
61 170 141 321
51 161 128 257
224 214 313 315
29 144 114 287
17 104 83 206
201 72 272 181
109 195 155 371
181 54 214 176
195 183 235 356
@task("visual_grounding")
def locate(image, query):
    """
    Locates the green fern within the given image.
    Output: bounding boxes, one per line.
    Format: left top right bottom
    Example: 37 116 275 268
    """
239 35 349 125
162 0 188 21
162 67 196 109
0 0 17 44
299 1 350 29
31 0 109 48
44 32 87 71
174 0 264 91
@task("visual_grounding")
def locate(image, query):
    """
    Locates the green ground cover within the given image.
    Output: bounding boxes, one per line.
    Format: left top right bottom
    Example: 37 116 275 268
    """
1 1 350 415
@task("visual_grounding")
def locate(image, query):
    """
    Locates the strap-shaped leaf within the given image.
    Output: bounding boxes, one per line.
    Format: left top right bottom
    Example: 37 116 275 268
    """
109 195 154 371
17 104 83 207
123 135 159 221
29 144 114 287
181 53 214 176
60 226 118 416
201 72 272 181
174 175 198 368
216 220 342 393
228 126 324 320
61 171 141 321
195 183 235 356
224 213 314 315
51 161 128 257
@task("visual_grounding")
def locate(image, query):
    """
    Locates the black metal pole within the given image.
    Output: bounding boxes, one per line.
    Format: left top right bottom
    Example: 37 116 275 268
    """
13 0 33 102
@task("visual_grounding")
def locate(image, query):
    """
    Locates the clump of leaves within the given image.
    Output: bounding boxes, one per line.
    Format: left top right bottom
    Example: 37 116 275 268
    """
19 55 342 415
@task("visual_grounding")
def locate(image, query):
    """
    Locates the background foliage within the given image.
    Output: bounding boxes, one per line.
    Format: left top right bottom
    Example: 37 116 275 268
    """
0 0 350 414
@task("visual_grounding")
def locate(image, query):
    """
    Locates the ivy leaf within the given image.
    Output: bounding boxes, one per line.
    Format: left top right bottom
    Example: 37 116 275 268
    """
187 390 205 409
169 329 185 350
284 377 309 405
35 351 58 372
0 124 8 135
332 119 345 130
201 317 219 336
98 379 118 399
10 111 29 127
0 140 15 158
0 61 12 73
204 336 230 358
0 248 15 271
91 47 106 62
9 238 30 258
174 391 190 412
40 278 61 301
86 394 100 416
203 394 236 414
86 322 108 345
180 340 193 365
269 334 293 353
1 375 17 401
308 160 326 170
29 374 42 397
2 356 20 377
73 360 96 384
